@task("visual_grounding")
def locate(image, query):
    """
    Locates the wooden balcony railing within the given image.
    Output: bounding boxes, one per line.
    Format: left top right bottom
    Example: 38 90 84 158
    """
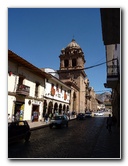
16 84 30 96
107 65 119 77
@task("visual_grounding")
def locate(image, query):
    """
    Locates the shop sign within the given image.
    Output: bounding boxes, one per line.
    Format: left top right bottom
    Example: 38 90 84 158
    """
32 100 41 105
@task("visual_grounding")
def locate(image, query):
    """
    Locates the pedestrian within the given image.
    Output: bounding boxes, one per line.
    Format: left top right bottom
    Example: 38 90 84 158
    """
45 113 48 123
55 111 58 116
15 111 20 121
49 113 52 122
12 114 15 122
31 113 34 122
106 114 113 134
67 111 70 120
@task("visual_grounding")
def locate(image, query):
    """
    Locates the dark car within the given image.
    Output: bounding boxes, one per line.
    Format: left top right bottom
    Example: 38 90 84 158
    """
49 115 68 129
85 111 92 117
8 120 31 144
77 113 85 120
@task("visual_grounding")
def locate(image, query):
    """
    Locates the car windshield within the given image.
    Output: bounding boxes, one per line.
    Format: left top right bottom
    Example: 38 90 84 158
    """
52 116 64 120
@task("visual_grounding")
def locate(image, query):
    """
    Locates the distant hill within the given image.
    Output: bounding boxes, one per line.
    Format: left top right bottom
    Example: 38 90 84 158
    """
96 92 111 102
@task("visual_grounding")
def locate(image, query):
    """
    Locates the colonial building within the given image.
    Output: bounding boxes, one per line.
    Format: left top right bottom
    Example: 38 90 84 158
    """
8 39 99 120
85 78 98 111
58 39 87 113
41 68 71 116
8 50 71 122
100 8 120 127
8 50 50 122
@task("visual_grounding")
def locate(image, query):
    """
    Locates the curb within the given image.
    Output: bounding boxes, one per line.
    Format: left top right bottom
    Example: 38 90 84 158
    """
30 123 49 131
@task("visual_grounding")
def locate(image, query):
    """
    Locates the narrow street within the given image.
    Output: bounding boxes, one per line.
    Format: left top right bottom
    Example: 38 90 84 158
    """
8 117 120 159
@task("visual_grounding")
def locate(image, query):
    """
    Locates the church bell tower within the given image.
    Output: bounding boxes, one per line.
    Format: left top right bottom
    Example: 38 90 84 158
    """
58 39 87 113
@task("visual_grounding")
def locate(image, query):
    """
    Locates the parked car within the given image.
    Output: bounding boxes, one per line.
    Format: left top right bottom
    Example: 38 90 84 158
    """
94 111 104 116
8 120 31 144
77 113 85 120
85 111 92 117
49 115 68 129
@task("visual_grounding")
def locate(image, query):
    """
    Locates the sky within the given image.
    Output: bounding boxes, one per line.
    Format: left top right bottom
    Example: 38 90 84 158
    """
8 8 111 94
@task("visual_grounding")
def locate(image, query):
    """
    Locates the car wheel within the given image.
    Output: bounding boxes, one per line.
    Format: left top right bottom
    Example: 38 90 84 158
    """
49 124 53 129
25 132 31 142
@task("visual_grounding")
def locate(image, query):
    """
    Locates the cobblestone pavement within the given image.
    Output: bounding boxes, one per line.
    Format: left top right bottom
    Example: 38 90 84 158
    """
8 117 121 159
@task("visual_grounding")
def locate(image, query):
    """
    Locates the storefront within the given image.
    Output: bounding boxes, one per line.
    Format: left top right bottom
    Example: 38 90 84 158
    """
14 101 24 121
31 104 39 122
31 100 41 122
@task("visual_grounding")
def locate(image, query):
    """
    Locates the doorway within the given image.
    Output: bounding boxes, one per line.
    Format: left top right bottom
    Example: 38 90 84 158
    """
32 105 39 122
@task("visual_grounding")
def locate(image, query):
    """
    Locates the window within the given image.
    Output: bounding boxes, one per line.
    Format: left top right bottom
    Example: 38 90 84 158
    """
64 59 69 68
72 59 77 67
64 90 67 100
19 76 24 85
56 84 59 91
61 86 63 92
51 83 55 96
35 82 40 97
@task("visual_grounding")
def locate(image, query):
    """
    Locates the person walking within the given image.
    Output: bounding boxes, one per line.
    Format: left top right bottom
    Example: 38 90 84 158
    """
31 113 34 122
45 113 48 123
49 113 52 122
106 114 113 134
15 111 20 121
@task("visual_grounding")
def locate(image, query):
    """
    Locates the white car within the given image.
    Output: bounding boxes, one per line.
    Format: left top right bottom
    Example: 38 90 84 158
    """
94 111 104 116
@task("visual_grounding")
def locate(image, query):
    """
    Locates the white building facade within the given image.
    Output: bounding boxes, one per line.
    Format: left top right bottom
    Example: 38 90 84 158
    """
42 68 71 117
8 50 71 122
8 50 51 122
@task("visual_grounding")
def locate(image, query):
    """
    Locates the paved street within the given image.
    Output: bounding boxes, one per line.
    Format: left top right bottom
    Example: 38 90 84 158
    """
8 117 120 159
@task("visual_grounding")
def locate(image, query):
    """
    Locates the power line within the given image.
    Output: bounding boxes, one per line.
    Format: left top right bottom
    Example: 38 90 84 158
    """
95 90 112 93
48 58 117 74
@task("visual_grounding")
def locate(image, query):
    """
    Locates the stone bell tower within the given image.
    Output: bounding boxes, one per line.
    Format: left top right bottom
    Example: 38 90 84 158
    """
58 39 87 113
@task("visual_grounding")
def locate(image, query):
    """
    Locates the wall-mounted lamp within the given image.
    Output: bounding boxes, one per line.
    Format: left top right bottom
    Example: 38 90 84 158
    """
28 100 31 105
8 71 12 76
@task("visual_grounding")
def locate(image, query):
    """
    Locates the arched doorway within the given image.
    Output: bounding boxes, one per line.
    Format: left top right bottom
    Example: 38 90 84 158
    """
63 104 66 114
73 92 76 112
43 100 47 117
48 101 53 115
59 104 62 114
54 102 58 114
67 105 69 113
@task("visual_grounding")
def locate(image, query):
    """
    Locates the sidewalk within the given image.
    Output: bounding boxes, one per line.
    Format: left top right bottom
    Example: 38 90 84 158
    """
28 116 76 131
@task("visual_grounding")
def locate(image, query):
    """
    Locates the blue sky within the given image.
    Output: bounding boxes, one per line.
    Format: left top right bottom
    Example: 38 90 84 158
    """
8 8 111 93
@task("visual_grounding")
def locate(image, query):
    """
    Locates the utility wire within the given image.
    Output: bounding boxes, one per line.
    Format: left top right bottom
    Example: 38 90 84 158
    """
48 58 117 73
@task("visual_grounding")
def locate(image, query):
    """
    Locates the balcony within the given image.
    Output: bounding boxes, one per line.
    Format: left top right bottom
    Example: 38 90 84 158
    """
105 65 119 88
16 84 30 96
